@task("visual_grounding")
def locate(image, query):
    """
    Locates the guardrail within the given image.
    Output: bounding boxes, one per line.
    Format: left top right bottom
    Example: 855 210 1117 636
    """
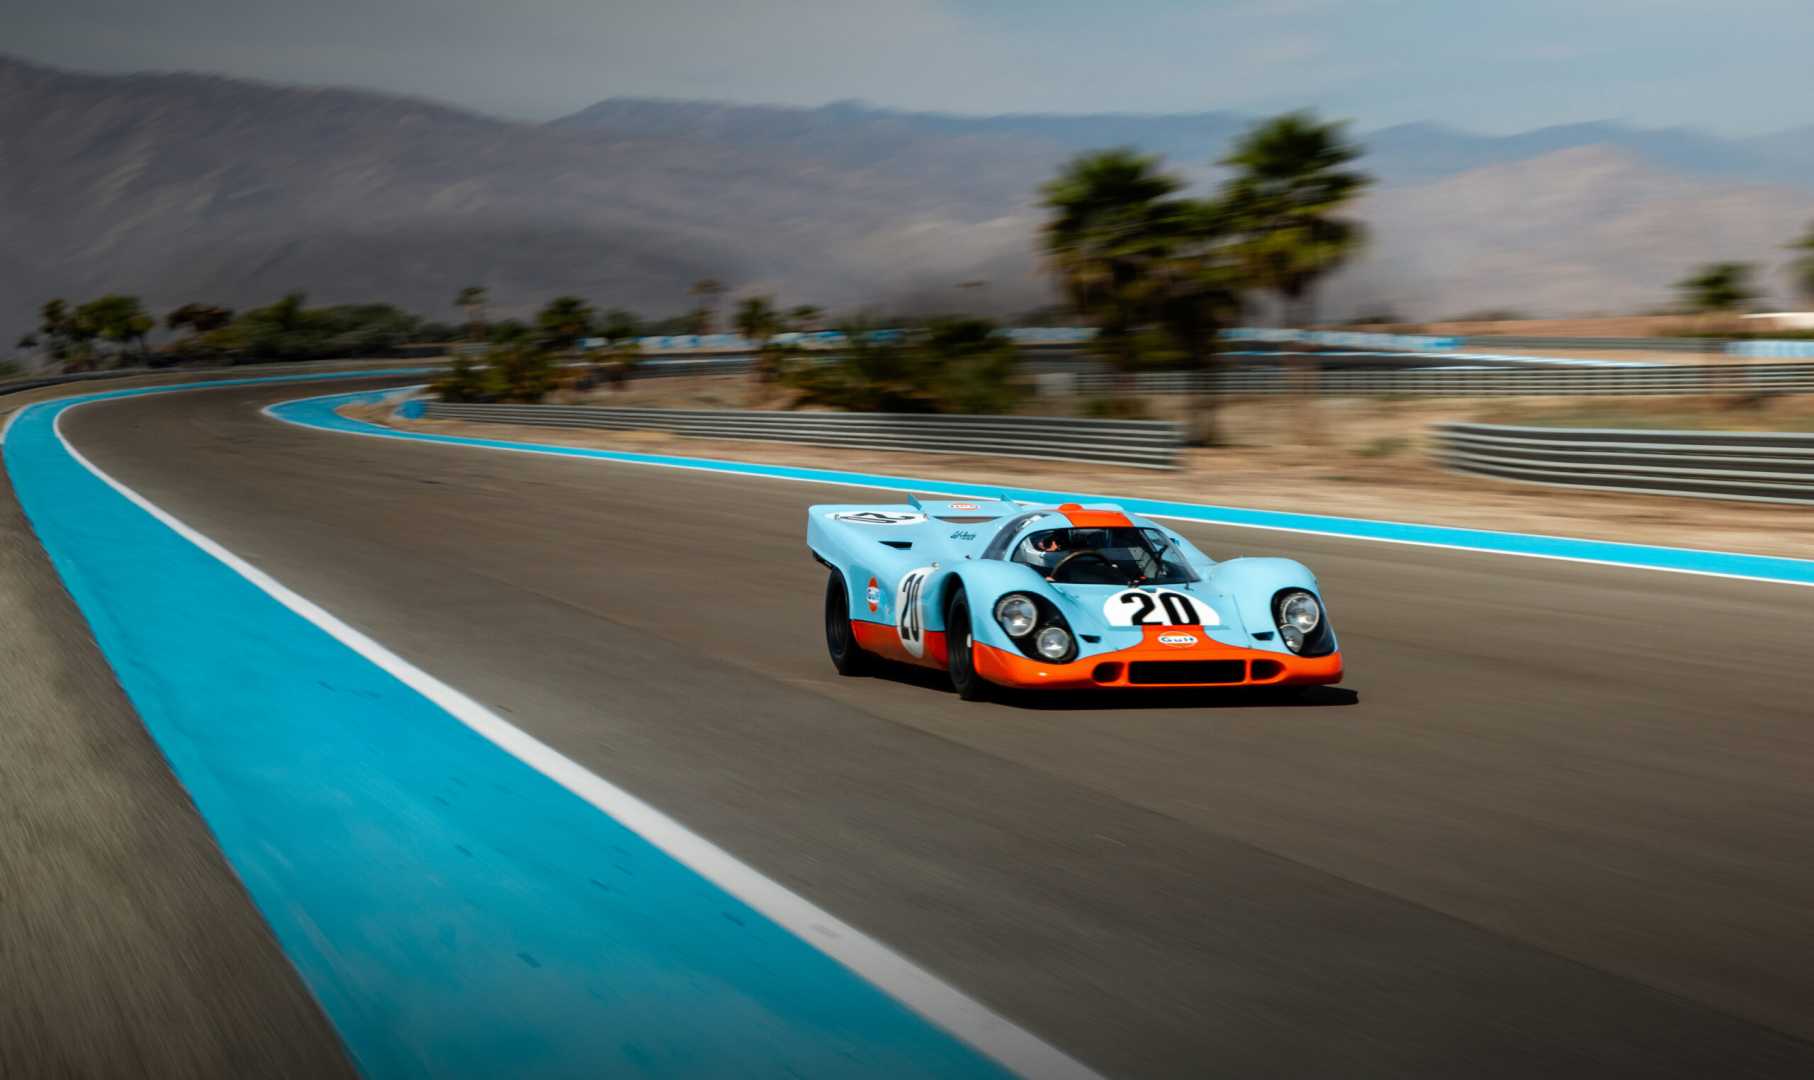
0 369 169 397
1068 363 1814 397
420 401 1182 469
1434 422 1814 504
0 355 454 400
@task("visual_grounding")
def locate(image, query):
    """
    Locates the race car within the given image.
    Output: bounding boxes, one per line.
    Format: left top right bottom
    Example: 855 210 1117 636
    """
808 496 1342 699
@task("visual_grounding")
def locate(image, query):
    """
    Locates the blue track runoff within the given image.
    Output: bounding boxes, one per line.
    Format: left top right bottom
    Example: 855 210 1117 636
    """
4 375 1017 1079
273 387 1814 588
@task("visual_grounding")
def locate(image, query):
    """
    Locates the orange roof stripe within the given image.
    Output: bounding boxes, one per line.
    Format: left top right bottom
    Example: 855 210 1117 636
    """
1061 508 1133 528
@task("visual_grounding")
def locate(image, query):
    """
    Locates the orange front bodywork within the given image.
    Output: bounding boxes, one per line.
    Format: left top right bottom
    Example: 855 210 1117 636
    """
852 619 1341 690
971 625 1342 690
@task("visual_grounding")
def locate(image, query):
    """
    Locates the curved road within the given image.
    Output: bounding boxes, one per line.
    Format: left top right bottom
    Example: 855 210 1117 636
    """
46 378 1814 1076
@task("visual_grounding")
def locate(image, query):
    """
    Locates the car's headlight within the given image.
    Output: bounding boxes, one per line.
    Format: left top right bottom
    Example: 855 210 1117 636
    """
1275 590 1321 653
1035 625 1072 660
994 594 1038 637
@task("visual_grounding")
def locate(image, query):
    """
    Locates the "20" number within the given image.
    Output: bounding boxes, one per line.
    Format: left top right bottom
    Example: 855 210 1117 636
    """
1118 591 1200 626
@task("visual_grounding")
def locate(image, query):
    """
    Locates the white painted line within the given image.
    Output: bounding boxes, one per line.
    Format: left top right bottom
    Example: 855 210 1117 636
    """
266 390 1814 592
53 398 1094 1080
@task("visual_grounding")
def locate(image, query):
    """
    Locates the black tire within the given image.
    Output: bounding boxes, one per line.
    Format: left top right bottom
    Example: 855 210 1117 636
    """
945 590 991 701
825 571 871 676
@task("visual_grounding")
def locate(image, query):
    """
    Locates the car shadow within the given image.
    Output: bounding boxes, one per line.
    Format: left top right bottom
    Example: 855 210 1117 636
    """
860 661 1359 711
991 684 1361 712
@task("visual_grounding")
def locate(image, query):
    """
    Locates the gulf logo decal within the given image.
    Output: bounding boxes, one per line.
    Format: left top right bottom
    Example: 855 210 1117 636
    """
1157 632 1199 648
865 577 881 613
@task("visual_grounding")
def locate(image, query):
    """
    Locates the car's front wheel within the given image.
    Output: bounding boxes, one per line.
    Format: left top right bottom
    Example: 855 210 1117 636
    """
945 590 991 701
825 571 871 676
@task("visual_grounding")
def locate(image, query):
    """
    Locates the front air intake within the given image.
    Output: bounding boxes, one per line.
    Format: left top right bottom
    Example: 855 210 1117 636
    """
1125 660 1246 685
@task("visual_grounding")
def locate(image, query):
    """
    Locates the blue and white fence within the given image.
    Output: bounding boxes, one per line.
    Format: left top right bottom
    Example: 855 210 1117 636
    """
1729 340 1814 359
513 327 1814 365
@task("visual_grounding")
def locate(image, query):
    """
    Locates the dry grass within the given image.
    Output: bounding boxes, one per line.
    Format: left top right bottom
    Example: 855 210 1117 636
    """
1475 394 1814 432
1355 313 1750 339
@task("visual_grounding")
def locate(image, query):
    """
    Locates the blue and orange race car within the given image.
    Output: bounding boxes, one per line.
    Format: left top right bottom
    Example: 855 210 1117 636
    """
808 496 1343 699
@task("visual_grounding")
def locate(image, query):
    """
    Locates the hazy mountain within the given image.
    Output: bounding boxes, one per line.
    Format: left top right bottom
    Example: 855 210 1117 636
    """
0 54 1039 341
556 99 1814 191
1323 147 1814 320
551 98 1251 194
3 53 1812 346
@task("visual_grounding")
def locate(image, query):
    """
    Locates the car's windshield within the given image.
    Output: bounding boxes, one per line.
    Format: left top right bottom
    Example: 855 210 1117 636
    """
1013 527 1197 585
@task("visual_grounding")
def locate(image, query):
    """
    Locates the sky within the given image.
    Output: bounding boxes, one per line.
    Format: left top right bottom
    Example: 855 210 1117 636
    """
4 0 1812 134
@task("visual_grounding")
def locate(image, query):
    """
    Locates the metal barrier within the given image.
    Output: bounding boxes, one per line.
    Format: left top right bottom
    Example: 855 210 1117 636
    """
1434 422 1814 504
0 369 165 397
420 401 1182 469
1070 363 1814 397
0 358 452 400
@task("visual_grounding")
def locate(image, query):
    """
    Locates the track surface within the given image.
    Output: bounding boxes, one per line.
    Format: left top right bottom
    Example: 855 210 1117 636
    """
53 379 1814 1077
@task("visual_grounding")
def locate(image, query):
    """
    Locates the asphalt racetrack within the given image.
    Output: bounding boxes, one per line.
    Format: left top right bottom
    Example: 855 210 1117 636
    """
36 377 1814 1077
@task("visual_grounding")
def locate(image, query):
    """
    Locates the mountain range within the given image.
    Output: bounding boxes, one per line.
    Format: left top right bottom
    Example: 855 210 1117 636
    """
4 53 1812 345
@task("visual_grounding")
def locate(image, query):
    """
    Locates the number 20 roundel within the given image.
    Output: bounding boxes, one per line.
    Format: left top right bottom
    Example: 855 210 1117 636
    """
1103 589 1219 628
895 567 934 658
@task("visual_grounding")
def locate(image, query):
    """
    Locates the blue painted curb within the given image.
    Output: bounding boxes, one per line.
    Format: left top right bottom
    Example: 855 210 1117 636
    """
5 373 1012 1079
272 388 1814 588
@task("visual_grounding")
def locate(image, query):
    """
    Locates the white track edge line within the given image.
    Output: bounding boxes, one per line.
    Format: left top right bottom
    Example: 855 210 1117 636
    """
49 399 1093 1080
264 392 1814 592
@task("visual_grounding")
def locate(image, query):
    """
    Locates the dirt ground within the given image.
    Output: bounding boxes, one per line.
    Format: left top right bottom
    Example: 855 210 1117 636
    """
1468 395 1814 432
351 379 1814 563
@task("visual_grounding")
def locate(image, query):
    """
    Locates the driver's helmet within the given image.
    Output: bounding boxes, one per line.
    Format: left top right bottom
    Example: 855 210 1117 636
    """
1021 530 1067 566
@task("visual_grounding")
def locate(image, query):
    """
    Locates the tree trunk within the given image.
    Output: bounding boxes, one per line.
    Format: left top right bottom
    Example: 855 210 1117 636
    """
1180 319 1220 448
1286 284 1321 447
1190 371 1221 447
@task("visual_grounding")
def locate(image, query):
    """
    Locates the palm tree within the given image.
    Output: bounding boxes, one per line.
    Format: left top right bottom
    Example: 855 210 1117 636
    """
165 303 233 360
735 295 786 382
689 278 725 335
166 303 233 335
1788 222 1814 307
734 295 781 347
787 305 824 332
13 333 38 371
38 299 72 363
599 308 641 345
535 295 594 353
455 286 488 341
1039 149 1186 373
1218 111 1370 328
265 292 309 332
595 309 643 390
74 295 154 365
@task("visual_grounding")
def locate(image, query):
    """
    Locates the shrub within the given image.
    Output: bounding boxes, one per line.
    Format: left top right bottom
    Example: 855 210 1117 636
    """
488 343 557 402
431 355 498 403
431 344 555 403
781 317 1023 414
